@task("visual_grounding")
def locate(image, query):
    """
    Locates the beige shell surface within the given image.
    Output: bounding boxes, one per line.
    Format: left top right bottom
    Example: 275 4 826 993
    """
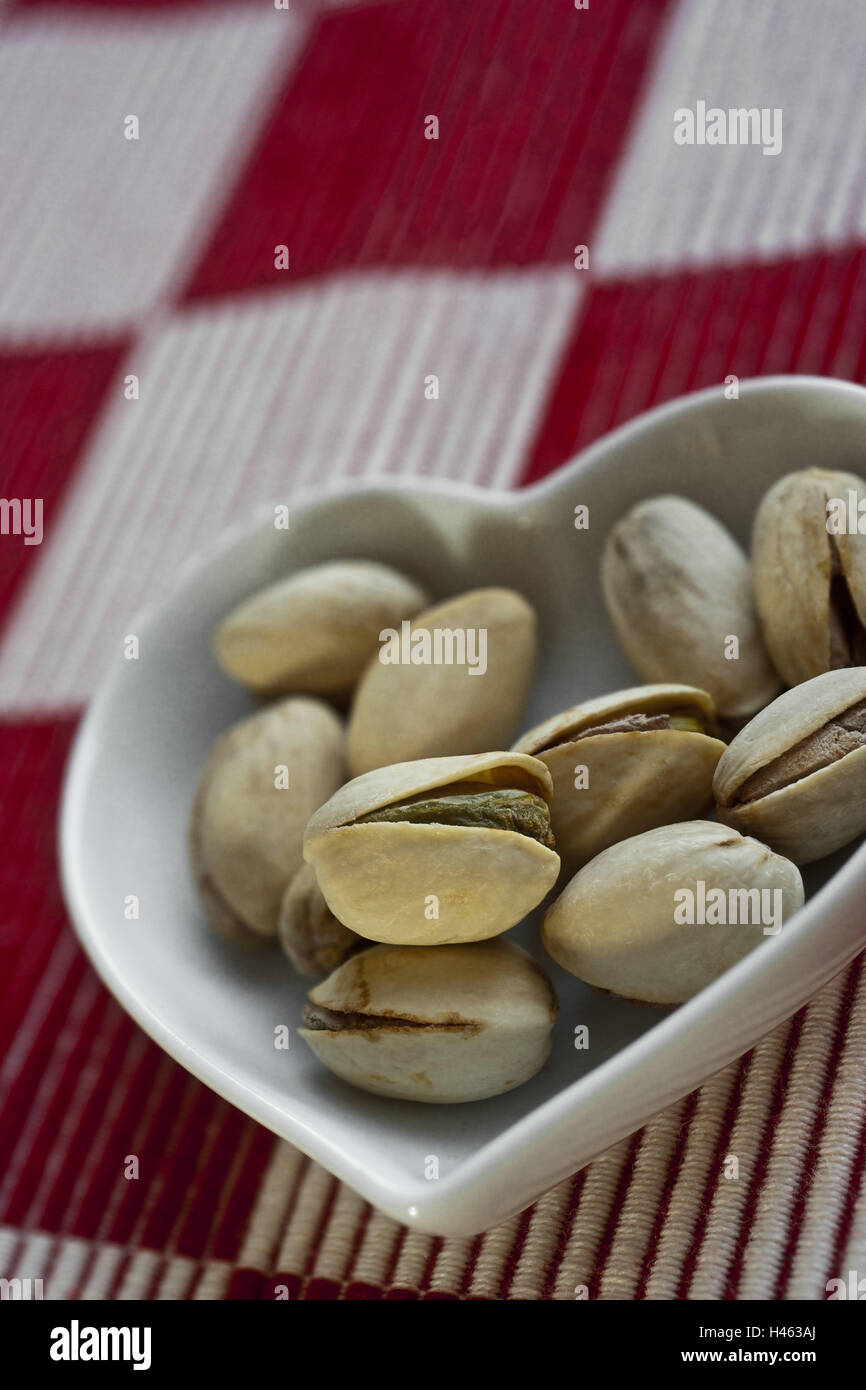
514 684 723 876
713 667 866 805
835 487 866 630
542 821 804 1005
535 732 723 878
752 468 866 686
308 821 559 944
346 588 536 776
601 495 780 719
214 560 428 699
298 940 557 1103
304 751 558 945
189 697 345 942
278 863 362 977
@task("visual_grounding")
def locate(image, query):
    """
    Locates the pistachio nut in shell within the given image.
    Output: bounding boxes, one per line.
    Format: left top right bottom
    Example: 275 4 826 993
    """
542 821 803 1005
299 939 557 1103
714 667 866 864
601 495 780 720
214 560 428 700
346 587 536 777
278 862 363 978
304 751 560 945
752 468 866 687
513 683 725 876
189 697 345 943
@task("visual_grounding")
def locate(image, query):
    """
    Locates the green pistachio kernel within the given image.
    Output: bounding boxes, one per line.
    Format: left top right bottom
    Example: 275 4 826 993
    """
357 786 555 849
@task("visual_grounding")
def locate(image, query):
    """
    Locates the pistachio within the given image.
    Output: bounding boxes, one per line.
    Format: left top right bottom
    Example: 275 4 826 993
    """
304 751 560 944
601 495 780 720
278 863 364 978
214 560 428 701
346 588 536 777
513 683 725 876
189 697 345 943
752 468 866 687
713 668 866 863
542 821 804 1005
298 939 557 1102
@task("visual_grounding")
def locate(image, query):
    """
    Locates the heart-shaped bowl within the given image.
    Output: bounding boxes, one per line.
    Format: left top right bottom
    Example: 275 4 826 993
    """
61 375 866 1237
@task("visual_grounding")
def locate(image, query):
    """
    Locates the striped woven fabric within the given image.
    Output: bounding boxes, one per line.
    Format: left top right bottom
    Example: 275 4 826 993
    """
2 0 866 1301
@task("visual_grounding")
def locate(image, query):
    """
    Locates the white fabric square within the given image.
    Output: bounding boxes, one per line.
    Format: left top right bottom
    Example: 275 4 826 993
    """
0 8 306 340
594 0 866 276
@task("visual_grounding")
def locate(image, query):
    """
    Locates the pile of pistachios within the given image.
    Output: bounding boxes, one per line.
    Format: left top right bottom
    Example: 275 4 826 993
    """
188 467 866 1105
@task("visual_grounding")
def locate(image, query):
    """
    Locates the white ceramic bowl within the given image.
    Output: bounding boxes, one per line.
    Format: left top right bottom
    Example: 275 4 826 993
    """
61 376 866 1237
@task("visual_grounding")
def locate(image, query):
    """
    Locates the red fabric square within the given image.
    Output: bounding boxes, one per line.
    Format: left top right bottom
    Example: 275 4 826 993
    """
521 244 866 484
0 344 128 626
184 0 672 300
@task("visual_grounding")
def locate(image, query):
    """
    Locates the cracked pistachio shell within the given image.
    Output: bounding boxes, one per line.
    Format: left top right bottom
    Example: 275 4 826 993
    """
602 495 780 720
346 588 536 777
214 560 428 700
303 751 560 945
752 468 866 687
278 863 363 978
189 697 345 943
513 684 725 877
298 939 557 1103
714 668 866 863
542 821 804 1005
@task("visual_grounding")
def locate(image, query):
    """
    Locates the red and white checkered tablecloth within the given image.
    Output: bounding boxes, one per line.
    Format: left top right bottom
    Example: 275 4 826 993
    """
2 0 866 1300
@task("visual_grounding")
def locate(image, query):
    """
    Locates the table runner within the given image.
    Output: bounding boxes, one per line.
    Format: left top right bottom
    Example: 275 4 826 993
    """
2 0 866 1301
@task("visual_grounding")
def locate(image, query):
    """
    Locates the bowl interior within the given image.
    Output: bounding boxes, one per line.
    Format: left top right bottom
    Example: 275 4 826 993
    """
61 376 866 1229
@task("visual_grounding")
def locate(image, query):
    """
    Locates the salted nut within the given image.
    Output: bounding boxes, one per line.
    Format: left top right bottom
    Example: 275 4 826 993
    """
713 668 866 864
189 697 345 943
278 863 363 978
513 683 725 876
298 939 558 1103
346 587 536 776
601 495 780 720
752 468 866 687
214 560 428 701
542 821 804 1005
304 751 560 945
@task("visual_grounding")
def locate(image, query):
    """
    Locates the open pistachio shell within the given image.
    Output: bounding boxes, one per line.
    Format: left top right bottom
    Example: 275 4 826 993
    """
513 683 725 876
304 751 560 945
214 560 428 700
714 668 866 863
752 468 866 687
346 588 536 777
189 697 345 943
602 495 780 720
542 822 804 1005
298 939 557 1103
